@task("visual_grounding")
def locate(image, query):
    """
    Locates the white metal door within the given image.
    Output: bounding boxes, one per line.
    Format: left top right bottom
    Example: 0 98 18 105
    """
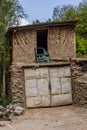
50 67 72 106
24 66 72 108
24 68 50 108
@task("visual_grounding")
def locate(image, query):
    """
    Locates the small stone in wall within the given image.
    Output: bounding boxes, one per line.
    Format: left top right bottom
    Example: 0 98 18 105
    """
0 105 4 111
0 111 3 117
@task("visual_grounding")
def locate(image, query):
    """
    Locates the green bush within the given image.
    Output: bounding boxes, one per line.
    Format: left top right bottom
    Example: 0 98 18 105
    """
76 34 87 57
0 98 11 107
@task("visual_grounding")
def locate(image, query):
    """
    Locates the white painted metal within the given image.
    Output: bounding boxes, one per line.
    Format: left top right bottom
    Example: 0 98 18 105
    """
50 67 72 106
24 66 72 108
24 68 50 108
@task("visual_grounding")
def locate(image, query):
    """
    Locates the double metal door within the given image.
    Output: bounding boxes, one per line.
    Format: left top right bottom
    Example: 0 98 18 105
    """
24 67 72 108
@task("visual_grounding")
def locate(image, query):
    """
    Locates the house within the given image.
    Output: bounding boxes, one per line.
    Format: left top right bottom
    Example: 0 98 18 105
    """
7 20 78 108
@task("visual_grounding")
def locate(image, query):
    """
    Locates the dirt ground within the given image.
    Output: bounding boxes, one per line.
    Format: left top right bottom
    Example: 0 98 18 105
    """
1 105 87 130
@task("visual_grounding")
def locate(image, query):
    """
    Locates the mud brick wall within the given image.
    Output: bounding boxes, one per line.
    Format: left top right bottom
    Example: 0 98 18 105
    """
13 29 36 63
48 27 76 59
10 64 25 106
12 26 76 64
71 59 87 106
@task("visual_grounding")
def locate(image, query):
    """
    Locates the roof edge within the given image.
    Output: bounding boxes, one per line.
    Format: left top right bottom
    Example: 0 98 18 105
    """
6 20 79 34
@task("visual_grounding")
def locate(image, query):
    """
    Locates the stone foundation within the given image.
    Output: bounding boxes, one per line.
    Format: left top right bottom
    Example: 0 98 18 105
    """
10 64 25 107
71 59 87 106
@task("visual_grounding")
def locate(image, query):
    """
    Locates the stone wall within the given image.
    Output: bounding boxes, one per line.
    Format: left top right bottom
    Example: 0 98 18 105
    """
71 59 87 106
12 26 76 64
10 64 25 107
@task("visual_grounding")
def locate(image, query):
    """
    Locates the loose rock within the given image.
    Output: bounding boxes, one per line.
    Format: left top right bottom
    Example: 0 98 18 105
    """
14 106 24 116
0 103 24 121
0 122 5 127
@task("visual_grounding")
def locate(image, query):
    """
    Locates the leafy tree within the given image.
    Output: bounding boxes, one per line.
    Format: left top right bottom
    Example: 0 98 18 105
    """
52 1 87 57
33 19 41 24
62 6 77 21
76 34 87 56
52 5 77 21
0 0 27 98
76 0 87 56
46 18 52 23
76 1 87 35
52 6 62 21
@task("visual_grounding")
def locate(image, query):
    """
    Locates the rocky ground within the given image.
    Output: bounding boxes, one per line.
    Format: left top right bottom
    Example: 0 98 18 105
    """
0 105 87 130
0 104 24 121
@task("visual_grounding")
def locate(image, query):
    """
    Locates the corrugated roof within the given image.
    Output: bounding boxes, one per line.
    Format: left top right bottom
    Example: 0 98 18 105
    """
6 20 79 34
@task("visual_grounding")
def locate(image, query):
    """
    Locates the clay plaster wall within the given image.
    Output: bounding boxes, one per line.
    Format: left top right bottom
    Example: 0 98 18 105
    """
12 26 76 64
